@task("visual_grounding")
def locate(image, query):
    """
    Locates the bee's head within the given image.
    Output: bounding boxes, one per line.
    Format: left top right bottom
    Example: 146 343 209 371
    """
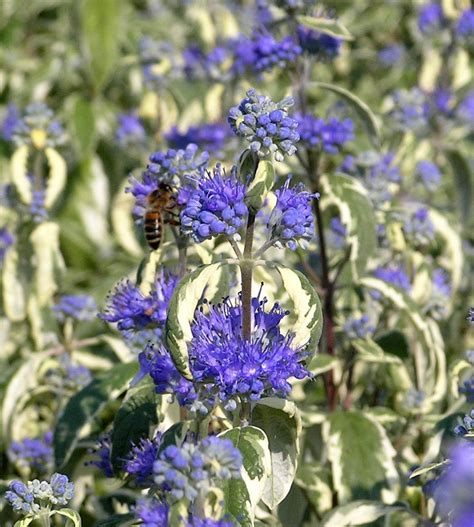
158 182 173 193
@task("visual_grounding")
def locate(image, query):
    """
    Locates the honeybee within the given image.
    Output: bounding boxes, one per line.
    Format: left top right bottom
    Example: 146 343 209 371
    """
144 182 179 250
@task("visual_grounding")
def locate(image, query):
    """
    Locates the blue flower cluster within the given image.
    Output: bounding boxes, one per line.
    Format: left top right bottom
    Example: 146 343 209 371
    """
179 165 248 243
343 315 375 339
296 113 354 154
124 435 162 487
378 44 405 67
139 37 175 86
135 498 169 527
403 207 435 246
116 113 146 148
188 291 310 402
388 88 428 134
460 376 474 403
374 264 411 292
456 9 474 50
127 144 209 217
46 354 92 392
0 226 13 263
432 268 451 298
327 217 347 249
165 123 230 154
267 178 317 250
154 437 242 503
297 25 342 60
454 409 474 437
88 436 114 477
9 432 53 474
1 104 21 141
457 91 474 130
136 343 197 409
101 269 178 341
416 160 441 191
228 89 299 161
12 102 65 149
251 33 302 73
30 189 47 223
432 442 474 527
6 473 74 516
418 3 445 34
53 294 97 322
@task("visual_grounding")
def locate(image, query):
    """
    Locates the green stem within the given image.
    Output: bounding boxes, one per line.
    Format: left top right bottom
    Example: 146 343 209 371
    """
39 511 51 527
240 212 256 341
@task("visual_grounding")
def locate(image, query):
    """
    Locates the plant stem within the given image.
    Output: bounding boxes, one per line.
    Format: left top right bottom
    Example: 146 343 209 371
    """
309 152 337 411
40 511 51 527
241 212 256 341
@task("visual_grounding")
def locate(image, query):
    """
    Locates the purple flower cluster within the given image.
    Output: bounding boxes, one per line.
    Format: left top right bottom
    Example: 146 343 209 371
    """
418 3 445 34
6 473 74 516
53 294 97 322
124 435 162 487
153 437 242 503
456 91 474 130
251 33 302 73
228 89 299 161
179 165 248 243
0 226 14 263
378 44 405 67
296 113 354 154
116 113 146 148
388 88 428 134
135 498 169 527
165 123 230 154
374 264 411 292
127 144 209 217
101 269 178 340
139 37 175 86
267 178 317 250
88 436 114 477
30 189 47 223
297 25 342 60
136 343 196 408
188 292 310 402
403 207 435 246
9 432 53 474
12 102 65 148
343 315 375 339
432 442 474 527
416 160 441 191
327 217 347 249
432 268 451 298
454 409 474 437
1 104 21 141
456 9 474 49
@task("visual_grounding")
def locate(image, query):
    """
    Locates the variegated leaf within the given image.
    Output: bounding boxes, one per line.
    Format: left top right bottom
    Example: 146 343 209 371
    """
44 147 67 208
219 426 271 526
2 247 26 321
11 145 32 204
165 263 222 379
321 500 406 527
297 16 353 41
245 160 275 213
320 173 377 280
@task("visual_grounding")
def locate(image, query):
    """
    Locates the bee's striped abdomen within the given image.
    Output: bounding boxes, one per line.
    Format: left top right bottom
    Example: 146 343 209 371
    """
144 210 163 250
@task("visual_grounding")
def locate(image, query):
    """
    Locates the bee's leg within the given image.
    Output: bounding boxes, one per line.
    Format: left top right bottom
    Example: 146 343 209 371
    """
164 218 180 226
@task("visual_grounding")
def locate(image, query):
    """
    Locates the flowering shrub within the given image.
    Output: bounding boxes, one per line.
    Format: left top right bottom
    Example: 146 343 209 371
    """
0 1 473 526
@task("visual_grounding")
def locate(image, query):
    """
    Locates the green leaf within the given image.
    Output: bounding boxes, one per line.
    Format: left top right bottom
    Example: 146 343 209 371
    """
409 460 449 479
93 514 135 527
325 410 399 503
10 145 32 204
54 361 138 468
297 15 353 41
251 398 301 509
245 159 275 213
13 518 35 527
295 465 333 514
360 278 447 407
2 247 26 322
307 354 341 375
111 181 142 258
311 83 381 147
52 508 82 526
44 147 67 209
111 378 160 473
321 500 406 527
445 149 472 225
30 222 65 306
80 0 121 90
165 263 222 379
320 173 377 280
2 352 48 439
272 263 323 355
219 426 271 526
352 338 402 364
71 97 97 158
